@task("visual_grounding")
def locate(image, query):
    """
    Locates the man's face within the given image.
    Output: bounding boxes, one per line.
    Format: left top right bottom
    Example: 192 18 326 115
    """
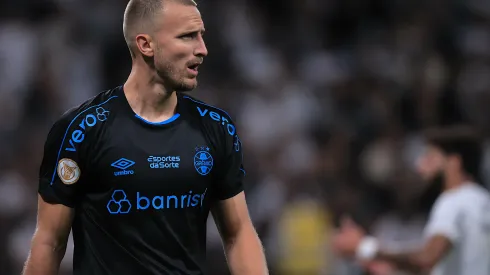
416 144 451 208
152 3 207 91
416 145 445 182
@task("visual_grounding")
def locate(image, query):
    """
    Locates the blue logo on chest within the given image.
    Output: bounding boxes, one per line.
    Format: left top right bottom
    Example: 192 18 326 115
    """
111 158 135 176
194 147 213 176
107 190 132 214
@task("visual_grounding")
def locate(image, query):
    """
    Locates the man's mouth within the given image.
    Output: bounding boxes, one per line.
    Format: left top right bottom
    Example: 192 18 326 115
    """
187 63 200 75
188 64 199 72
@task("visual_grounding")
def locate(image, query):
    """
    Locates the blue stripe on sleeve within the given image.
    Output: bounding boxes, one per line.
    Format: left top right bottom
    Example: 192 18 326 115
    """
50 96 118 185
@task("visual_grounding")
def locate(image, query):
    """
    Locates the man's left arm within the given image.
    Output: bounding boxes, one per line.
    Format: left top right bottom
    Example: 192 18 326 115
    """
212 192 268 275
372 234 452 273
212 127 268 275
373 196 461 272
335 195 460 273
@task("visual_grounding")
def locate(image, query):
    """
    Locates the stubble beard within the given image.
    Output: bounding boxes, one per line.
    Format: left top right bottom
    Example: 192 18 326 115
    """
155 53 197 92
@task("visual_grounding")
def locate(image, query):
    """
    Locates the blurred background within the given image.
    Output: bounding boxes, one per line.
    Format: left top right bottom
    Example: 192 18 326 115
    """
2 0 490 274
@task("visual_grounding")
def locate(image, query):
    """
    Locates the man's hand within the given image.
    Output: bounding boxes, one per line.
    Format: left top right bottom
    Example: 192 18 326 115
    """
333 217 366 257
362 260 396 275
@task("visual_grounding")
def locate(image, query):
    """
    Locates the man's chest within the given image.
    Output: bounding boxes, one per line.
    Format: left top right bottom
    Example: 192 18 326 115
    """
83 124 220 201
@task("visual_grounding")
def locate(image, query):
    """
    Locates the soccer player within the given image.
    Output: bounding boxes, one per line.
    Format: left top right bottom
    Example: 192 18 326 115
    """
333 126 490 275
22 0 268 274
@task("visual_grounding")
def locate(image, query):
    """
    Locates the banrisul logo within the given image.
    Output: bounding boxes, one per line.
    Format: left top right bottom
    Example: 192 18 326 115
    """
111 158 135 176
107 190 131 214
107 189 207 214
137 189 207 210
194 147 213 176
65 107 110 152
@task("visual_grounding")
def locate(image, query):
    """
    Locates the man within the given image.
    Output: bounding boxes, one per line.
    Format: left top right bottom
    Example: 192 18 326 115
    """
22 0 268 274
333 126 490 275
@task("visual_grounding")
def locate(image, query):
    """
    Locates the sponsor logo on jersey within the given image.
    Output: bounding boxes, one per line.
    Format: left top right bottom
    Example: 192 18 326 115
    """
196 106 236 136
107 189 132 214
147 155 180 169
65 107 110 152
57 158 80 184
111 158 135 176
107 189 207 214
194 147 213 176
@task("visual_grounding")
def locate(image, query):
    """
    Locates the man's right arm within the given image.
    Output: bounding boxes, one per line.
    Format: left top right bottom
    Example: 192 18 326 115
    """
23 196 74 275
24 109 86 275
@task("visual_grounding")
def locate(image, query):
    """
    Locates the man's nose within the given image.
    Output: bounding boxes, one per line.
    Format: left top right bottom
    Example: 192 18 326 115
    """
194 36 208 57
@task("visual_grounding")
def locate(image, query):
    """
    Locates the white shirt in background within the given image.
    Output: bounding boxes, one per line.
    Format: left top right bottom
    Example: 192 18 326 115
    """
424 183 490 275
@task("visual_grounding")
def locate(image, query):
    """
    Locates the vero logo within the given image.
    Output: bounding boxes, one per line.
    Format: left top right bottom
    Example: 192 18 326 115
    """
111 158 135 176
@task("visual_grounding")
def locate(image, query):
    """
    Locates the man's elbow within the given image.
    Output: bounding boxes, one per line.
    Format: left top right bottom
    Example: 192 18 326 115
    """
31 229 68 254
23 233 68 275
416 254 441 271
222 222 259 248
416 234 452 271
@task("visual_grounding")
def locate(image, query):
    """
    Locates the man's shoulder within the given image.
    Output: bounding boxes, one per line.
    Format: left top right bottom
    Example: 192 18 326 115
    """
181 94 235 121
434 189 463 209
180 94 240 152
46 87 120 146
443 185 489 202
181 94 238 136
55 87 120 127
432 185 488 215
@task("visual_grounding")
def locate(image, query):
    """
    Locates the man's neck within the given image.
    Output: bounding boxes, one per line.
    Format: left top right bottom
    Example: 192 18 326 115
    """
444 174 472 191
124 67 178 123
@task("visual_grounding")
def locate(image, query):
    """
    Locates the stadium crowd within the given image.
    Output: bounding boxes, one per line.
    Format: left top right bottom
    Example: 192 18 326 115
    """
1 0 490 274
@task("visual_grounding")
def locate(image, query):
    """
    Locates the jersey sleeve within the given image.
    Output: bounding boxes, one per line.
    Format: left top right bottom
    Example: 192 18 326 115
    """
215 131 245 201
38 114 86 208
424 194 462 243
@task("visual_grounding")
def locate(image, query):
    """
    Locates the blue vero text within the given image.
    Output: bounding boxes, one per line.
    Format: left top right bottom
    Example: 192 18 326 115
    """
65 107 109 152
197 106 236 136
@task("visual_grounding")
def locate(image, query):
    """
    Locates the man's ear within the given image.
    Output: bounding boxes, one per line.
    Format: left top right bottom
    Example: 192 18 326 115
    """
135 34 154 57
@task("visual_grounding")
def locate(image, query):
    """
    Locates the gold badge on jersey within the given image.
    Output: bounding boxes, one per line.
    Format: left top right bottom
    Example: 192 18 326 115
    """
57 158 81 185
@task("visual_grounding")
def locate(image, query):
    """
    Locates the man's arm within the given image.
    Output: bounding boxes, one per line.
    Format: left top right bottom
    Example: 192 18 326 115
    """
334 217 453 273
24 106 90 274
373 234 452 273
211 191 268 275
374 193 462 273
23 195 74 275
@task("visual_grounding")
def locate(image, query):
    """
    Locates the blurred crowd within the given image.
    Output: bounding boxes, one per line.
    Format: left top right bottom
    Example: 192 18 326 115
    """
2 0 490 274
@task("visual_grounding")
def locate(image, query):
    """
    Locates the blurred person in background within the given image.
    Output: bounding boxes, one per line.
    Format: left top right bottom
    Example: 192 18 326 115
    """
333 125 490 275
22 0 267 274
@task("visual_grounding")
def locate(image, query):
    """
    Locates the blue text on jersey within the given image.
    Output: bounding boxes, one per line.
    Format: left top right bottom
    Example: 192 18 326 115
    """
196 106 236 136
148 155 181 169
183 96 236 136
65 106 110 152
51 96 117 185
137 189 207 210
107 189 207 214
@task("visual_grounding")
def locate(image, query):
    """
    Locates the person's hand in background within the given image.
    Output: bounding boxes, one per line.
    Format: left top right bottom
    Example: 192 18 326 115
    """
333 216 366 258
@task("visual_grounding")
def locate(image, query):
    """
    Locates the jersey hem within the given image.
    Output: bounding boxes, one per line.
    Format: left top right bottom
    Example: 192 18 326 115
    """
218 187 244 201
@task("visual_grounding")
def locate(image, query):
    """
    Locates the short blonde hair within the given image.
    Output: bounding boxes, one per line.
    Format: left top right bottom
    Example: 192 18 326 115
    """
123 0 198 57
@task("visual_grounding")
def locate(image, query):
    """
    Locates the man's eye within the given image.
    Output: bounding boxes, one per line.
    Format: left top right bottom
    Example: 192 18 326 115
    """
180 33 197 39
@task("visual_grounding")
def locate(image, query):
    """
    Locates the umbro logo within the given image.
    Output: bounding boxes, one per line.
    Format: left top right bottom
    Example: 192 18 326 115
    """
111 158 135 176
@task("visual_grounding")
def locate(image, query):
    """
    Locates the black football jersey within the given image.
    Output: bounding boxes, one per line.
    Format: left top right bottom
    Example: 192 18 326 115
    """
38 86 245 275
